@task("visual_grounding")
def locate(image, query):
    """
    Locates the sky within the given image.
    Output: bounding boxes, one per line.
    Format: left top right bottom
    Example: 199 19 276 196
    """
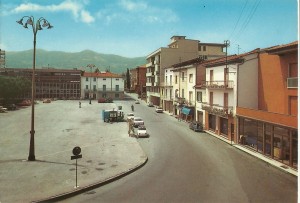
0 0 298 58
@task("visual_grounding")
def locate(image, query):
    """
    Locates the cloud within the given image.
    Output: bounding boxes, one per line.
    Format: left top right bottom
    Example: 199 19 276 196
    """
9 0 95 24
97 0 179 24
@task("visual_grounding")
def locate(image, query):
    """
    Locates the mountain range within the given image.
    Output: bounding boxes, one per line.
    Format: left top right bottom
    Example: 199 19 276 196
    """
5 49 146 74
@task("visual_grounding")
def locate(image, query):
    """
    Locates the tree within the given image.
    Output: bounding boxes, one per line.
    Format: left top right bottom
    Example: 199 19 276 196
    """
126 68 131 90
0 76 31 104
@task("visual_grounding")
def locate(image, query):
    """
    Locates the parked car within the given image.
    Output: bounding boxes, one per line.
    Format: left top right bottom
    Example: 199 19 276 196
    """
133 117 144 127
189 121 203 132
43 99 51 103
155 106 163 113
137 125 149 138
4 104 16 110
0 106 7 113
127 113 134 120
135 100 140 104
147 102 154 107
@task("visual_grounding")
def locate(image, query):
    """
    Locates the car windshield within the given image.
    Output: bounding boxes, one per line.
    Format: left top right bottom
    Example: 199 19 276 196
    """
139 127 146 130
128 113 134 116
135 118 142 121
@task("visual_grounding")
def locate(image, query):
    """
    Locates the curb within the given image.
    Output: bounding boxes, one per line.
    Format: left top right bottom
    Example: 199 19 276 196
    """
32 156 148 203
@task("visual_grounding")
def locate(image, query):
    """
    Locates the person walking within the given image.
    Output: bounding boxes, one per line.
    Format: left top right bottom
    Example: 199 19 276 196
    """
131 104 134 112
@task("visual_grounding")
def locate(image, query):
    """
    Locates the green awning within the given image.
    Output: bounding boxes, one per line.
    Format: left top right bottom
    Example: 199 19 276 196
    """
182 107 191 115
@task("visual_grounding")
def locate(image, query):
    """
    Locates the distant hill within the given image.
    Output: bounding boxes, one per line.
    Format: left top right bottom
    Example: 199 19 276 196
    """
5 49 146 74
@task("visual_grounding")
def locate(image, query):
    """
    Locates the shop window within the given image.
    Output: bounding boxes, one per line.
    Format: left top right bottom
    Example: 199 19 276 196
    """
220 117 228 136
257 122 263 153
292 131 298 169
264 124 272 156
209 114 216 131
243 119 258 150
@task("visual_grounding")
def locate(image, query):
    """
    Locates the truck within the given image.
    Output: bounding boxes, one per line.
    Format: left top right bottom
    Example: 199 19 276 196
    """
102 109 124 123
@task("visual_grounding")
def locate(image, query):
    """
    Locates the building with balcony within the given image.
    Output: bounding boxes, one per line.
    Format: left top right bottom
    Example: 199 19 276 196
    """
236 41 298 169
81 71 124 100
146 35 226 107
0 68 81 99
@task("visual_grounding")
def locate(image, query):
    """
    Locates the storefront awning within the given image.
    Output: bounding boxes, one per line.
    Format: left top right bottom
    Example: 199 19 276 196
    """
182 107 191 115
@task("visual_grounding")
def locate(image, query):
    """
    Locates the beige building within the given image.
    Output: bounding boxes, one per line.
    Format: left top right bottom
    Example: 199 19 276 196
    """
146 35 226 108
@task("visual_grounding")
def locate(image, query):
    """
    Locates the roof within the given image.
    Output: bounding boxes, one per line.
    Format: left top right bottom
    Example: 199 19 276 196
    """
265 41 298 55
82 71 122 78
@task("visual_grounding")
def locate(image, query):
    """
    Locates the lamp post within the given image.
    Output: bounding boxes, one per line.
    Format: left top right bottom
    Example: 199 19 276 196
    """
87 64 95 104
17 16 53 161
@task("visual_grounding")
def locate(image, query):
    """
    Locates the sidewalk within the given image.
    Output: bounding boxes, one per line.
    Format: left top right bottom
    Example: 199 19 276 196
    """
0 100 147 203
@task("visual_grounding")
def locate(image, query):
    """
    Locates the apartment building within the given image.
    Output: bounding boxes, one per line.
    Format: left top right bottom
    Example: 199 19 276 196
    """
146 36 226 107
81 71 124 100
236 41 298 169
0 68 81 99
0 49 5 68
163 67 174 113
130 65 146 98
171 57 204 121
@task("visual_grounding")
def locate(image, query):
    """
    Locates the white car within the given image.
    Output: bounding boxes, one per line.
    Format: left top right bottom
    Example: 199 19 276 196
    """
137 125 149 138
127 113 134 120
155 106 163 113
133 117 144 127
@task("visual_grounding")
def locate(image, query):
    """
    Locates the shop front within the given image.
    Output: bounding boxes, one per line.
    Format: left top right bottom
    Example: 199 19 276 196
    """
238 117 297 169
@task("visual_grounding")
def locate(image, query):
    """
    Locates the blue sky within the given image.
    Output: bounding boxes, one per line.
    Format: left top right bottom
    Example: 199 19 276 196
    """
0 0 298 57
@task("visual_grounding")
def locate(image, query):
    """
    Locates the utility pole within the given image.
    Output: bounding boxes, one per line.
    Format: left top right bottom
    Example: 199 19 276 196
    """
237 44 241 55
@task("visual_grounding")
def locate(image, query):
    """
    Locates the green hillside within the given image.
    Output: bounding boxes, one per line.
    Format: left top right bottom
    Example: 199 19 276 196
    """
6 49 146 74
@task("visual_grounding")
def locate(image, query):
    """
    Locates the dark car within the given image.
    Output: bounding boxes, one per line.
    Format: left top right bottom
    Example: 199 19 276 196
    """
189 121 203 132
4 104 17 110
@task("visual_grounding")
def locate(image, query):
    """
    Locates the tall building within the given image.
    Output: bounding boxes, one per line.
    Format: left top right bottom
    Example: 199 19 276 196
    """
146 35 226 107
0 49 5 69
130 65 147 98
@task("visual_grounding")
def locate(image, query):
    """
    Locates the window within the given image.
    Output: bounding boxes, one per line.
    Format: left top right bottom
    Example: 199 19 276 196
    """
116 85 119 91
103 85 106 91
170 75 172 85
175 75 178 84
93 85 96 91
86 77 88 82
197 92 202 102
93 77 96 82
181 89 184 98
86 85 88 90
102 93 106 98
209 92 213 105
203 46 206 51
181 72 185 82
189 74 193 83
103 78 106 80
115 93 119 98
116 78 119 81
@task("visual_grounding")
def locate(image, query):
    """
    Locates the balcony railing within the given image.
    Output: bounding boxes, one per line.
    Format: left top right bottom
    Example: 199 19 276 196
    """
146 72 154 77
201 103 233 117
146 61 154 67
201 80 234 89
146 82 154 86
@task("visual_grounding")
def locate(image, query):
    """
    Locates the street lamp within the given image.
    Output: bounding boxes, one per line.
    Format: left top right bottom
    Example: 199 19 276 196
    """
17 16 53 161
86 64 95 104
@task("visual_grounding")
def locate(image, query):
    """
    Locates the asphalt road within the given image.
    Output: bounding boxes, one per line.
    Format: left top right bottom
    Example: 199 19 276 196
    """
62 99 297 203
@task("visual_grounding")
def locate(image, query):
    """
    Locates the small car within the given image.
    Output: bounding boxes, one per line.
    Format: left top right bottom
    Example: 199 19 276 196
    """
155 106 163 113
43 99 51 103
133 117 144 127
127 112 134 120
147 102 154 107
189 121 203 132
5 104 16 110
137 125 149 138
135 100 140 104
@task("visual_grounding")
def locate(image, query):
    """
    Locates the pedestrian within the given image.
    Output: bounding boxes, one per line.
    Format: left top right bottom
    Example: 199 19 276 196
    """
79 101 81 108
128 118 135 137
131 104 134 112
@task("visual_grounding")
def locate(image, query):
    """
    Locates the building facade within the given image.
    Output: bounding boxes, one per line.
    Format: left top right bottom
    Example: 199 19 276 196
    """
81 71 124 100
0 68 82 99
130 65 146 98
236 41 298 169
146 35 226 108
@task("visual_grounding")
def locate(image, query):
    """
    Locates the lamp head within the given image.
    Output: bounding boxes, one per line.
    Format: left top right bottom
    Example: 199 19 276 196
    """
47 24 53 29
23 23 28 29
16 19 23 25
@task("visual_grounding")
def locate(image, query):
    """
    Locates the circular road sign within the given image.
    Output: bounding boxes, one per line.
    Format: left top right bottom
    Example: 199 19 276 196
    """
72 146 81 156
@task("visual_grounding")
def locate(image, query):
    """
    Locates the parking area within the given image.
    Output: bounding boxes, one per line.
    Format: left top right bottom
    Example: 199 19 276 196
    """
0 100 147 202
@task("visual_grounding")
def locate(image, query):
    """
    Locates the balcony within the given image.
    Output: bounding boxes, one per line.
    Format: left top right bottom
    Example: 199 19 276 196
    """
201 80 234 89
175 97 185 104
146 82 154 86
146 72 154 77
146 61 154 68
201 103 233 117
